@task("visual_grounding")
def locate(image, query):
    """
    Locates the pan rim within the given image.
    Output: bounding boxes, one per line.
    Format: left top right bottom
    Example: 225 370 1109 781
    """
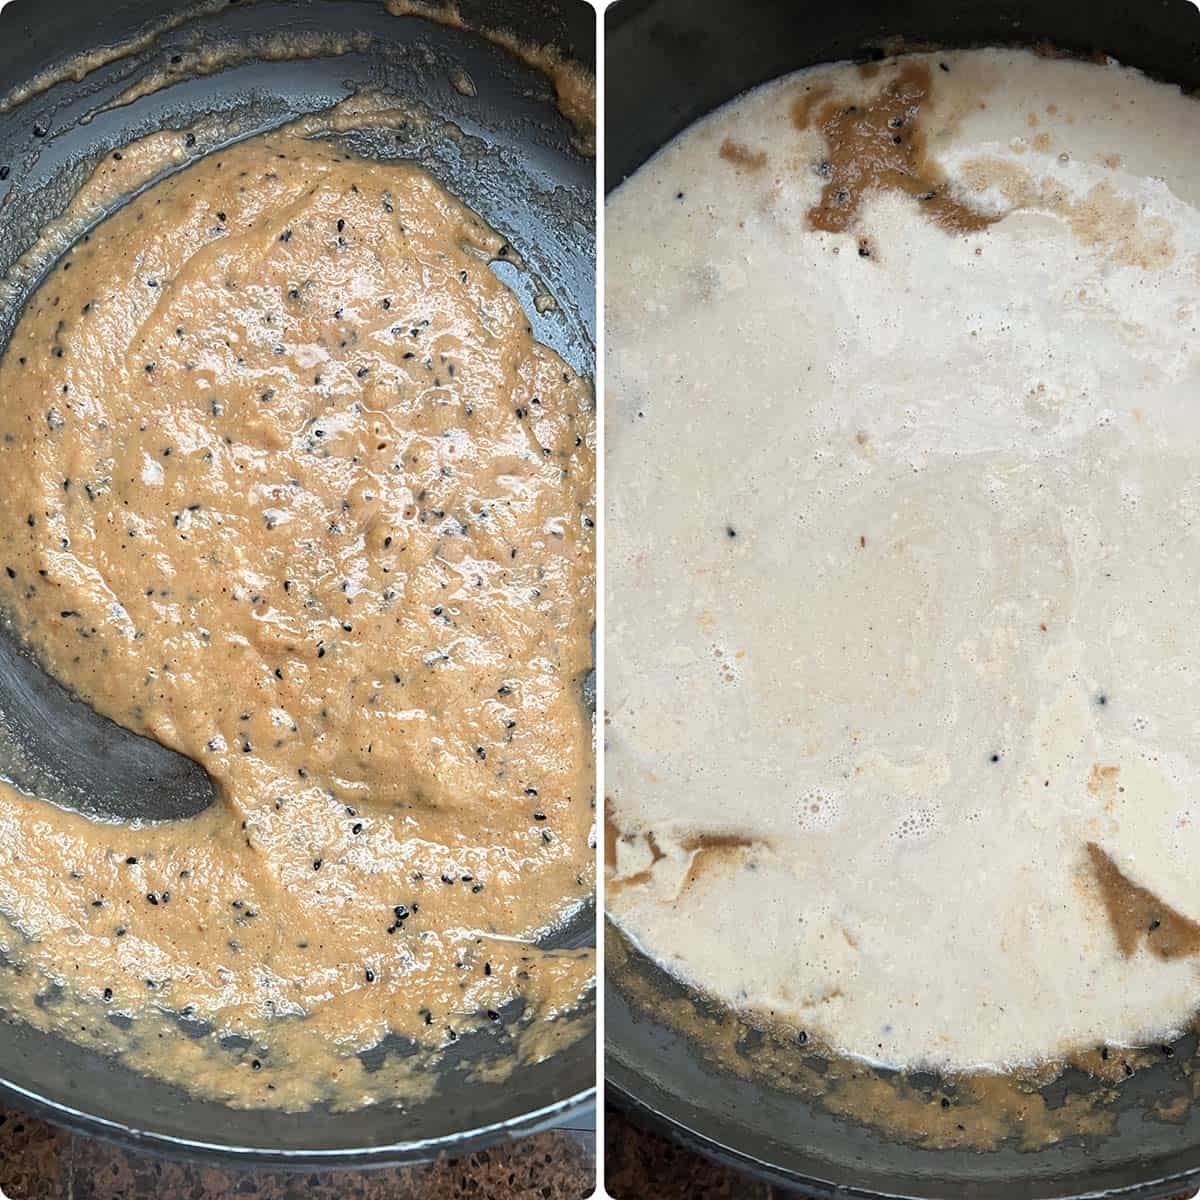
606 1071 1200 1200
0 1073 596 1170
602 0 1200 1193
0 0 598 1166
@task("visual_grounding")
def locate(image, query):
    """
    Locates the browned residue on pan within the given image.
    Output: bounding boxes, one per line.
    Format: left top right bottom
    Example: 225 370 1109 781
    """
604 796 620 870
1032 40 1112 66
1087 763 1121 797
606 812 759 897
957 157 1175 268
384 0 596 154
719 138 767 171
794 61 996 236
790 81 834 128
606 804 667 896
607 927 1128 1152
1087 842 1200 961
680 834 756 891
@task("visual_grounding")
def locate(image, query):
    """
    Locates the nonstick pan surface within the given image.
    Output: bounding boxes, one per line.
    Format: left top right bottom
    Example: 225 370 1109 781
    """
605 1 1200 1196
0 0 595 1167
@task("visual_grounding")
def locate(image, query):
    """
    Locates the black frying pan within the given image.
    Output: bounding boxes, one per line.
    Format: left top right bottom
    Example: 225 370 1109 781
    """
604 1 1200 1196
0 0 595 1168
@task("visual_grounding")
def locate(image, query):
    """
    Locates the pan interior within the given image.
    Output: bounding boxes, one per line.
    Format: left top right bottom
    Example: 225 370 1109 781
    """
605 0 1200 1196
0 0 594 1165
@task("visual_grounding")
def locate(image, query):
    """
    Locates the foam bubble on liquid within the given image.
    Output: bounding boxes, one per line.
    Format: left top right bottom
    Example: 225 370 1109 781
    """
710 643 741 686
794 786 844 832
887 803 942 848
1169 804 1200 864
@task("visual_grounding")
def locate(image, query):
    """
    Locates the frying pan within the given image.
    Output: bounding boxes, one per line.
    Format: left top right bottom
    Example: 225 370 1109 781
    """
604 1 1200 1196
0 0 595 1167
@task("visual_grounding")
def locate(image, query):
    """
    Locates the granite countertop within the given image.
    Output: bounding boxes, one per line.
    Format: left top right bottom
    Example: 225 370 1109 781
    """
0 1107 593 1199
605 1107 785 1199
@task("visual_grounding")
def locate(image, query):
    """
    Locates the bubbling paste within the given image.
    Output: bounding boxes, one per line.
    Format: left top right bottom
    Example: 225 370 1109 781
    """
0 128 594 1109
607 49 1200 1074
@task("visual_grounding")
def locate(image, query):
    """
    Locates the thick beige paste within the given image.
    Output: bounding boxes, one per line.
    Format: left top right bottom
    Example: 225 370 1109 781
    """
607 49 1200 1073
0 129 594 1109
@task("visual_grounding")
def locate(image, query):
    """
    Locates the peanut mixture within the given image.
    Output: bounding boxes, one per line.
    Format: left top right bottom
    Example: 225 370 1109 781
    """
0 130 594 1108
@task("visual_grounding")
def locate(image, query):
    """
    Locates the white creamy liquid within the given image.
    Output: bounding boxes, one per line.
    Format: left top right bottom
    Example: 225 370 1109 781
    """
605 48 1200 1072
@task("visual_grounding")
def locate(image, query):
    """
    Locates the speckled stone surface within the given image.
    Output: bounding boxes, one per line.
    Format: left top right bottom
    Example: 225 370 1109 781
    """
0 1108 594 1199
605 1107 777 1199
